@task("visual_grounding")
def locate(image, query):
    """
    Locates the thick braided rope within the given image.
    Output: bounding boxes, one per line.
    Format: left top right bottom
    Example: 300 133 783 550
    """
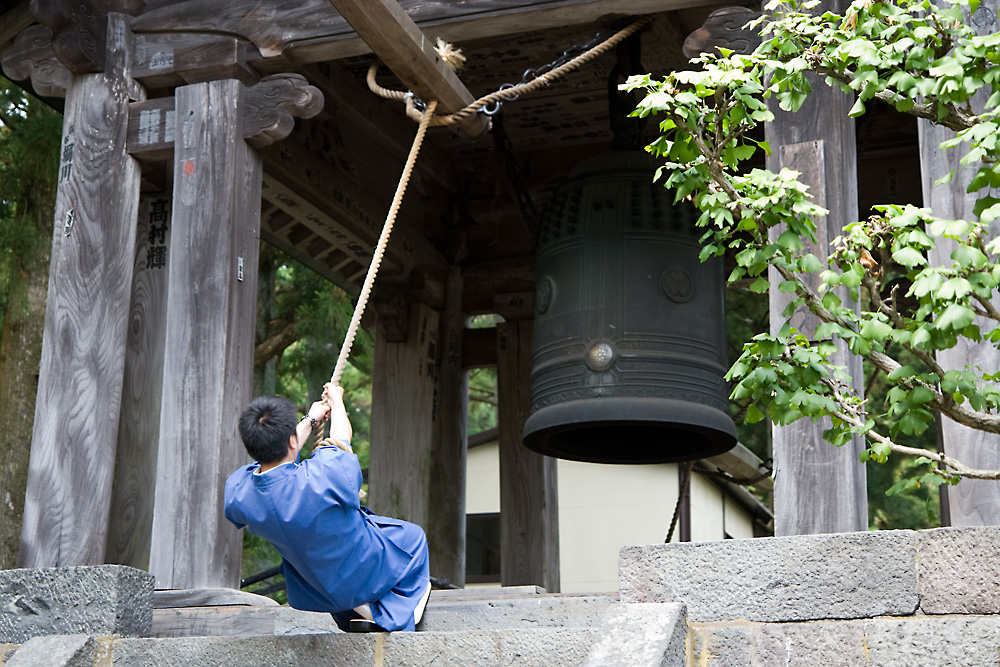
324 100 437 435
366 14 653 127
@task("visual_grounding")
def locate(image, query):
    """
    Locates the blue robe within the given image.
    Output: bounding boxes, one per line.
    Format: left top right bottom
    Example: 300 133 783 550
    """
224 446 429 631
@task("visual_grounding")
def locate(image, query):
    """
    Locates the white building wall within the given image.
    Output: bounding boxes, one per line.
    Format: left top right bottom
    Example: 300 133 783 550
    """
464 442 760 593
557 459 679 593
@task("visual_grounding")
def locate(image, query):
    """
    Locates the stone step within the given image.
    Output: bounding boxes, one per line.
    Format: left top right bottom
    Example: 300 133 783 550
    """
151 587 618 638
421 591 618 632
4 627 603 667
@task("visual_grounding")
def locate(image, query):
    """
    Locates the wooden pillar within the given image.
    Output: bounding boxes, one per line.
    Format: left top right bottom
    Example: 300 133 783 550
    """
428 268 469 586
106 195 172 569
147 79 262 589
370 302 440 529
918 0 1000 526
765 0 868 535
496 320 559 592
19 14 144 567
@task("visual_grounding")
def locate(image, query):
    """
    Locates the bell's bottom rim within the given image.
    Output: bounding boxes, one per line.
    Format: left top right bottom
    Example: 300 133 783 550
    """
522 396 737 464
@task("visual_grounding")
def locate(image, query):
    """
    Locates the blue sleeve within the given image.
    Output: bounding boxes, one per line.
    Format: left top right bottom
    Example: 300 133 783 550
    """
223 467 250 529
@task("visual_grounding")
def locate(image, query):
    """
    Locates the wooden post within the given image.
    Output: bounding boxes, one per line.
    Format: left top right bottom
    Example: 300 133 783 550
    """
18 14 144 567
428 267 469 587
369 302 440 529
918 0 1000 526
496 320 559 592
106 195 172 569
147 79 262 589
765 0 868 535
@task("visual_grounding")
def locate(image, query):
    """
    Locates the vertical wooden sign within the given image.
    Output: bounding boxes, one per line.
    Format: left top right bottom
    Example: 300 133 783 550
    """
106 195 172 570
148 79 262 589
19 14 144 567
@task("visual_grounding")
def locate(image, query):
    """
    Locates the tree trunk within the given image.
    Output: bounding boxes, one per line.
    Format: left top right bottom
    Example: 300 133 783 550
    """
0 215 50 569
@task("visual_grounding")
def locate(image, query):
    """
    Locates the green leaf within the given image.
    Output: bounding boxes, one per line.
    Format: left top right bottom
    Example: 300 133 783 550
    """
745 403 766 424
909 386 936 404
861 318 894 341
799 253 824 272
936 304 976 331
892 246 926 267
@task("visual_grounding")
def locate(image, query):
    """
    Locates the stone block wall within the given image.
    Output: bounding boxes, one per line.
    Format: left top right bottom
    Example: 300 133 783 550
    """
620 527 1000 666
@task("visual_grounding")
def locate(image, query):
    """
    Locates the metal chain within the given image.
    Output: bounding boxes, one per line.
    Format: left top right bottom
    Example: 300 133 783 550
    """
366 15 653 126
483 16 638 116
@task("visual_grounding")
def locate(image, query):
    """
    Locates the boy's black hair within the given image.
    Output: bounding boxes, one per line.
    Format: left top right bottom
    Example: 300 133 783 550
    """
239 395 298 464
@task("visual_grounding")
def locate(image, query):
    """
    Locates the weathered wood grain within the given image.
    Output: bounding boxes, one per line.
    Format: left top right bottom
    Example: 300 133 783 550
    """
918 0 1000 526
496 319 559 592
369 302 440 529
152 607 277 638
242 73 323 148
1 24 72 98
106 195 172 570
765 0 867 536
147 78 261 589
682 6 761 59
0 1 33 53
130 0 705 74
128 74 322 157
19 13 144 567
427 267 469 586
126 96 175 161
31 0 144 74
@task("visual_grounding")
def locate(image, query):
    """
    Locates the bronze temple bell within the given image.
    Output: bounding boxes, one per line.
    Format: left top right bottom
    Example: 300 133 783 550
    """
522 152 737 464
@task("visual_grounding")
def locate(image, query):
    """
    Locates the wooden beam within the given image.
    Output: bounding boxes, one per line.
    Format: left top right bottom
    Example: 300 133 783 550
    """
127 73 323 159
326 0 489 137
148 78 261 589
0 1 33 54
496 319 559 592
19 13 144 567
130 0 708 79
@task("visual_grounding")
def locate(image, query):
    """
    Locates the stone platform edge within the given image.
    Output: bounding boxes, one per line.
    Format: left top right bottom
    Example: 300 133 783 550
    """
619 526 1000 624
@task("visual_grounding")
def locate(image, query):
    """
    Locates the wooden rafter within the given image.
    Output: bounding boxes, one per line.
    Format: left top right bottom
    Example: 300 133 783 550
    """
326 0 489 137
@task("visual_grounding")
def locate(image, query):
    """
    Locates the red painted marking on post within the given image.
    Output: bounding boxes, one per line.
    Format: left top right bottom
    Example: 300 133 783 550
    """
184 160 195 175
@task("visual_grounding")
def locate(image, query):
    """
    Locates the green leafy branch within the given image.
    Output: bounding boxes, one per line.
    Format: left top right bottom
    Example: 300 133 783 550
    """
623 0 1000 482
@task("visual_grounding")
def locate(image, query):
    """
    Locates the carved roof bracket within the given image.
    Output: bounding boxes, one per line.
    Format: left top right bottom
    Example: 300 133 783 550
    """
2 24 72 98
28 0 143 74
682 7 762 60
243 73 324 148
2 0 149 96
127 73 324 160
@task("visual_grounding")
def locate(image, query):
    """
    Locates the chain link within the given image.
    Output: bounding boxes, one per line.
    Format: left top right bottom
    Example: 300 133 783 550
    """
486 17 639 116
